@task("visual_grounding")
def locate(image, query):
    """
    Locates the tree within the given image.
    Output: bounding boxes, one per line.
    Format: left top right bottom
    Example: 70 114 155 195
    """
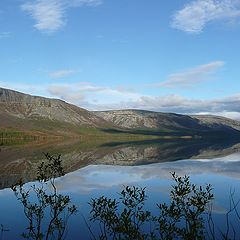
11 153 77 240
89 173 214 240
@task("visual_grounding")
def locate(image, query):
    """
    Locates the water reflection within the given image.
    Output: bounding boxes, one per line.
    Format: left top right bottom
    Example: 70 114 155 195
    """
54 153 240 194
0 138 240 239
0 137 240 189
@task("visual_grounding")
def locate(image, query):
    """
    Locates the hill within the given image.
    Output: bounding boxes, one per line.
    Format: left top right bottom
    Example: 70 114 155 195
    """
0 87 110 136
94 109 240 136
1 87 240 138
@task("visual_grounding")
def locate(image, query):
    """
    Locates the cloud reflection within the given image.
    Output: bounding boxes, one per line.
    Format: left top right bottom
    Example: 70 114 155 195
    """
56 153 240 194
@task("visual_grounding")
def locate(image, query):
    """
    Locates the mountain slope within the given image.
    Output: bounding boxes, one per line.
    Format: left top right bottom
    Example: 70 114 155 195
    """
1 87 240 138
94 109 240 134
93 110 201 129
0 87 110 135
191 115 240 131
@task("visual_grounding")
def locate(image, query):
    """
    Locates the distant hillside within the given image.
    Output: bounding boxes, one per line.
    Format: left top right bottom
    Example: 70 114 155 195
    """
1 87 240 138
94 109 240 135
0 87 110 135
191 115 240 131
94 110 201 129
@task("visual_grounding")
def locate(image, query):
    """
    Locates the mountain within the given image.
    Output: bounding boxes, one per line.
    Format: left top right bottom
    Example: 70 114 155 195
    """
1 87 240 138
94 110 202 129
94 109 240 135
191 115 240 131
0 87 110 136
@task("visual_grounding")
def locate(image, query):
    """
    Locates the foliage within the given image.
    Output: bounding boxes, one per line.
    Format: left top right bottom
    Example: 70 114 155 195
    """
89 173 214 240
90 186 152 240
11 153 77 240
156 172 213 240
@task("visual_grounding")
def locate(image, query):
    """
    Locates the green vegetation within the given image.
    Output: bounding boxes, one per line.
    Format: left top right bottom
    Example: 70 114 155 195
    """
0 130 38 146
0 130 33 139
101 127 240 141
0 126 160 147
88 175 240 240
11 153 77 240
3 115 238 148
89 173 213 240
1 124 179 151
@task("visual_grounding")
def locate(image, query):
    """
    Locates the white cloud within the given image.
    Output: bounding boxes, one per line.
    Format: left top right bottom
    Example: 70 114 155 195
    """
172 0 240 33
84 93 240 120
68 0 102 7
0 81 47 96
2 81 240 120
195 111 240 120
48 83 86 102
21 0 102 33
47 82 140 106
45 82 240 120
0 32 11 39
48 69 77 78
160 61 225 88
22 0 65 33
56 154 240 194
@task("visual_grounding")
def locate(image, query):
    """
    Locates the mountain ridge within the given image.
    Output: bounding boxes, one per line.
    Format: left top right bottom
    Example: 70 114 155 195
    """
1 87 240 137
94 109 240 133
0 87 111 134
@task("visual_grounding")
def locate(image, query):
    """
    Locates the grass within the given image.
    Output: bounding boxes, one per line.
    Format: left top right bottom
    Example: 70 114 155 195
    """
2 115 239 148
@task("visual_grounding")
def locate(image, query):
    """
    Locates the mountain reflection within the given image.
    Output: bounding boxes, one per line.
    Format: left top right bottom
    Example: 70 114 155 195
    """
0 137 240 189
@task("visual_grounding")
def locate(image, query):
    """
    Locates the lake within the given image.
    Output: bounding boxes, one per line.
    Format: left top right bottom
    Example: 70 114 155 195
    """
1 138 240 239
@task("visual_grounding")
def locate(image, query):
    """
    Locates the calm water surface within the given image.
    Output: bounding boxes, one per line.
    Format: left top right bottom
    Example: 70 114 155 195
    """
0 138 240 239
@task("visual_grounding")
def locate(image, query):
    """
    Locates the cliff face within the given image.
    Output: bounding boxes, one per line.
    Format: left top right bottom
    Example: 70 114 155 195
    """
0 87 108 129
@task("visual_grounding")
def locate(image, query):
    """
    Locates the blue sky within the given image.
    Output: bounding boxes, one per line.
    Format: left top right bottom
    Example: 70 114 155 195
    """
1 0 240 119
